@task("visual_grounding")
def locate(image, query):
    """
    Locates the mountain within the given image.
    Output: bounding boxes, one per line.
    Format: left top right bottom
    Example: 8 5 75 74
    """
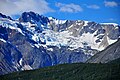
0 11 120 75
109 58 120 64
0 13 12 20
87 39 120 63
0 59 120 80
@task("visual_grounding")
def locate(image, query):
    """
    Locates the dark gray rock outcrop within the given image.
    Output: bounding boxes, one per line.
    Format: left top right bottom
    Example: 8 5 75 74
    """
87 39 120 63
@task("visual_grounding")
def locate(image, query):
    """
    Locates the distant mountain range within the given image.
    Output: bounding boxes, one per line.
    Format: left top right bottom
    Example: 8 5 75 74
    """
0 11 120 75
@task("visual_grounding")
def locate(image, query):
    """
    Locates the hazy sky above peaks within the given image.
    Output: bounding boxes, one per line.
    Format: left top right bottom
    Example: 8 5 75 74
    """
0 0 120 24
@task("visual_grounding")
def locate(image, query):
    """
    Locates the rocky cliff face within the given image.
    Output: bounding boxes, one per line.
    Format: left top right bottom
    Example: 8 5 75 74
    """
0 27 95 75
0 11 120 75
87 39 120 63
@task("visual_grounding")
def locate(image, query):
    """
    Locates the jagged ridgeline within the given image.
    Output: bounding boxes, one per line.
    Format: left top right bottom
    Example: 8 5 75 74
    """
0 11 120 75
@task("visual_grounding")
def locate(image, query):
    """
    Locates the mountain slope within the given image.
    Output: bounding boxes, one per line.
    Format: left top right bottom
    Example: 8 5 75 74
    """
0 60 120 80
109 58 120 64
0 11 120 75
87 39 120 63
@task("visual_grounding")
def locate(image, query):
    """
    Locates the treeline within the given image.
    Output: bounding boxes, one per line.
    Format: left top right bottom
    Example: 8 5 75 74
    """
0 61 120 80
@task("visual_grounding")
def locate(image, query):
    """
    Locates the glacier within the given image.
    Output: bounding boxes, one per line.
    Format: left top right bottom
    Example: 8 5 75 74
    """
0 11 120 75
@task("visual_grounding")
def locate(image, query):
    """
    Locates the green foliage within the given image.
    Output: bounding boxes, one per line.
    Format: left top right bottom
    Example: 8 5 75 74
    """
0 62 120 80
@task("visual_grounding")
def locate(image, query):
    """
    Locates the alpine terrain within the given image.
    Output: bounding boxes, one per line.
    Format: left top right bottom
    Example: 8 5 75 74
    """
0 11 120 75
87 39 120 63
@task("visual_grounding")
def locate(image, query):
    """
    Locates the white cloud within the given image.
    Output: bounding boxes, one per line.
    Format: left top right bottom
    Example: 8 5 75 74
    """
104 1 118 7
56 3 83 13
108 18 117 21
0 0 54 16
109 18 114 21
87 5 100 9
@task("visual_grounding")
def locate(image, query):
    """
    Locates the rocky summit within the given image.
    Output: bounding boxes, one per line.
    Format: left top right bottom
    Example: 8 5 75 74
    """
0 11 120 75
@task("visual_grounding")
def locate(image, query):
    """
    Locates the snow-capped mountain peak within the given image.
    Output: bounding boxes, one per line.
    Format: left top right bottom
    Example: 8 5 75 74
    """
0 12 119 51
0 12 120 75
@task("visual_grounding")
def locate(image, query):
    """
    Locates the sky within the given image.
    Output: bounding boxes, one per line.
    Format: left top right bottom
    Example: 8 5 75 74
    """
0 0 120 24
